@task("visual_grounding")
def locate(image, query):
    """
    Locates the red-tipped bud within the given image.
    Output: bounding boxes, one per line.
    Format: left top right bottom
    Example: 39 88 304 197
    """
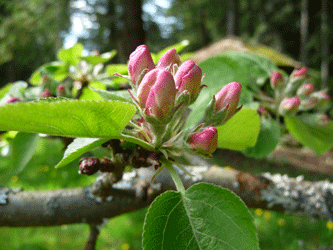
270 71 284 88
41 75 51 85
40 90 53 98
56 85 66 97
7 97 22 103
137 68 177 121
187 126 218 155
292 67 307 78
174 60 203 104
297 83 315 97
157 48 181 69
258 106 268 115
128 45 155 85
279 96 300 114
313 91 331 106
215 82 242 119
316 113 331 126
305 98 318 108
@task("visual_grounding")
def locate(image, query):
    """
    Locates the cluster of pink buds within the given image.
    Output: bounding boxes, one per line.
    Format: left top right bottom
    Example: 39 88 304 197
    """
256 68 331 125
114 45 244 159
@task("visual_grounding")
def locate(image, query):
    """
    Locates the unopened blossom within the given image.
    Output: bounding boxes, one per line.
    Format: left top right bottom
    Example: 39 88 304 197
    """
215 82 242 119
174 60 203 104
279 96 300 114
297 83 315 97
187 126 218 155
7 97 22 103
137 68 177 121
128 45 155 85
40 90 53 98
270 71 284 88
291 67 307 78
157 48 181 69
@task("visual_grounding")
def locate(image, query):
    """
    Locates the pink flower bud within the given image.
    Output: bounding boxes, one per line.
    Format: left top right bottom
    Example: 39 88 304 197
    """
270 71 284 88
215 82 242 119
56 85 66 97
157 48 181 69
40 90 53 98
314 92 331 107
304 98 318 108
128 45 155 85
292 67 307 78
297 83 314 97
316 113 330 126
188 126 218 155
41 75 51 85
258 106 268 115
174 60 202 103
7 97 22 103
280 97 300 113
137 68 177 121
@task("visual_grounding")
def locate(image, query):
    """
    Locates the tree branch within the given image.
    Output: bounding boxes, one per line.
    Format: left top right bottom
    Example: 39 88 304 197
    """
1 160 333 227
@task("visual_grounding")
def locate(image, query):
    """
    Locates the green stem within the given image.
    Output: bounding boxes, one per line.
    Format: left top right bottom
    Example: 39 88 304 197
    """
164 161 186 194
119 134 155 151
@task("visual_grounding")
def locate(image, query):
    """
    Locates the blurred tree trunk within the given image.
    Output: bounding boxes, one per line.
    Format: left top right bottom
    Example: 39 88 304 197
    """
321 0 329 88
199 11 211 46
117 0 145 63
226 0 240 36
300 0 308 65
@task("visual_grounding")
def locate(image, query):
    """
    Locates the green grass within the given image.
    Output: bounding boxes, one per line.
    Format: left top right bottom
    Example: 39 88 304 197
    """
251 208 333 250
1 137 333 249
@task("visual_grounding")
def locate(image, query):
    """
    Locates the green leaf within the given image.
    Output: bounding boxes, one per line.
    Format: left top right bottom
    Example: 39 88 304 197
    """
216 108 260 150
81 50 117 65
106 64 128 76
0 81 28 106
186 51 279 128
12 132 39 173
55 138 109 168
285 115 333 156
79 82 107 100
0 100 136 138
143 183 258 250
90 88 132 103
243 117 281 158
57 43 84 66
0 83 13 99
29 61 68 85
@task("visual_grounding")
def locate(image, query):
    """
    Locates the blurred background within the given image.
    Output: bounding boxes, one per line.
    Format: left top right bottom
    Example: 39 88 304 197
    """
1 0 333 249
0 0 332 88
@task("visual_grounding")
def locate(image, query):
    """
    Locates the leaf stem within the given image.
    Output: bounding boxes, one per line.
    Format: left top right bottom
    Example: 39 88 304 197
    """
119 134 155 151
164 161 186 194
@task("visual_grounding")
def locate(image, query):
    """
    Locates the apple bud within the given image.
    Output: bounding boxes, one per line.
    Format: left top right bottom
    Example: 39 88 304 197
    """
174 60 203 104
157 48 181 69
270 71 284 88
137 68 177 121
215 82 242 119
279 96 300 115
128 45 155 85
187 126 218 155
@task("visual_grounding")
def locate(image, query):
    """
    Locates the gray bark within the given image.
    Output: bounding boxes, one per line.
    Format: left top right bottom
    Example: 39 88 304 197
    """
1 161 333 227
